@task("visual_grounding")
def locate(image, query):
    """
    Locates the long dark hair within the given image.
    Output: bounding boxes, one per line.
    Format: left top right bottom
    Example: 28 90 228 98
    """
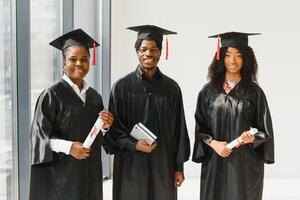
208 46 258 89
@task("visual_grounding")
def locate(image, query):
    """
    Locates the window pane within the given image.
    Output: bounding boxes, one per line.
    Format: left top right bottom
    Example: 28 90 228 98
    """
0 0 17 199
30 0 62 110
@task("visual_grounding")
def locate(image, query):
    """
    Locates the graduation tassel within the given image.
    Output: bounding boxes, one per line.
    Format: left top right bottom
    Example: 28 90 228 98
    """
92 42 96 66
216 35 220 60
165 37 169 60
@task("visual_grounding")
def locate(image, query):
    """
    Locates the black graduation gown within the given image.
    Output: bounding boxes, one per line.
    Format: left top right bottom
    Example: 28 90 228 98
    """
29 79 104 200
108 66 190 200
192 82 274 200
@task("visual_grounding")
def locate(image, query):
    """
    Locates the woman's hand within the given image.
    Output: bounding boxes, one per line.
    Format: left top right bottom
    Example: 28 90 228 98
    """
99 110 114 129
69 142 91 160
135 140 157 153
210 140 232 158
236 131 255 147
175 171 185 187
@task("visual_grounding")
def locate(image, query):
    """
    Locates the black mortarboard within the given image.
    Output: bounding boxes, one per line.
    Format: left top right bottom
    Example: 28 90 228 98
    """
49 29 100 65
208 32 261 60
49 28 100 50
127 25 177 60
209 32 261 47
127 25 177 42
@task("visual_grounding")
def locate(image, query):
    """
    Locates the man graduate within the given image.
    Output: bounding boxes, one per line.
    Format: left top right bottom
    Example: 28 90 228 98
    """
29 29 114 200
108 25 190 200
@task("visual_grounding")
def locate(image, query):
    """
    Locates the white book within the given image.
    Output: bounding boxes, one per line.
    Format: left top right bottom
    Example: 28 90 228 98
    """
130 122 157 145
226 127 258 149
83 117 104 148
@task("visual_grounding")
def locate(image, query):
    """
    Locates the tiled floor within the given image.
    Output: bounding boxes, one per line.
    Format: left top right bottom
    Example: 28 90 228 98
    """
103 177 300 200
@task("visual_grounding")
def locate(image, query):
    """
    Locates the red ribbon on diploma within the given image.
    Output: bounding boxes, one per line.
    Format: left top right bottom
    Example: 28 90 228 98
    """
89 126 98 138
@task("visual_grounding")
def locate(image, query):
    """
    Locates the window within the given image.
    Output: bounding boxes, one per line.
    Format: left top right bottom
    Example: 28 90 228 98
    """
30 0 62 110
0 0 17 199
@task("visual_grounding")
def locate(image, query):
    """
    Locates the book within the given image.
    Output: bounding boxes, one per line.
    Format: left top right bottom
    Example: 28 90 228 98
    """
226 127 258 149
82 117 104 148
130 122 157 145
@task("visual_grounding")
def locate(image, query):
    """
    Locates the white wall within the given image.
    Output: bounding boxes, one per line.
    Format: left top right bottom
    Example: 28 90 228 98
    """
111 0 300 179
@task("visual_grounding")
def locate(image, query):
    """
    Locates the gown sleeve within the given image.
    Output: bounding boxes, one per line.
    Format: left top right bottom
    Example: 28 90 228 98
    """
251 88 275 164
174 89 190 171
192 87 213 163
106 84 137 153
30 90 57 165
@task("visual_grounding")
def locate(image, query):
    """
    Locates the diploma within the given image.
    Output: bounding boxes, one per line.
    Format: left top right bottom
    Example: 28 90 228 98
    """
83 117 104 148
226 127 258 149
130 123 157 145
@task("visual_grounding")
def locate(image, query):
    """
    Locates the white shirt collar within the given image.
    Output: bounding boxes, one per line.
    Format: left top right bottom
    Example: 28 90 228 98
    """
63 74 89 102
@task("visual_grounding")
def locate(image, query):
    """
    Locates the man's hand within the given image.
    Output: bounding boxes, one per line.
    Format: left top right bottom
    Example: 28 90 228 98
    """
210 140 232 158
175 171 185 187
135 140 157 153
99 110 114 129
69 142 91 160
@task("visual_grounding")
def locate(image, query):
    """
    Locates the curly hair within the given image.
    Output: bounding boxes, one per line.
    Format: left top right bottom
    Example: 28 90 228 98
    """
208 46 258 89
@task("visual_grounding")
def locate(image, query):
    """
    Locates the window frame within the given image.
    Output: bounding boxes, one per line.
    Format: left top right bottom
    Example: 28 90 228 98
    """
16 0 74 199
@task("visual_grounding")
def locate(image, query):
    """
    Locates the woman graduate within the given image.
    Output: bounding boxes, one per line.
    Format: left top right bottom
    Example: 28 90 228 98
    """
29 29 113 200
192 32 274 200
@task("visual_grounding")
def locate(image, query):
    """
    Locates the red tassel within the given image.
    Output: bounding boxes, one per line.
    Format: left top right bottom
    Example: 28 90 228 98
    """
216 35 220 60
165 37 169 60
92 42 96 66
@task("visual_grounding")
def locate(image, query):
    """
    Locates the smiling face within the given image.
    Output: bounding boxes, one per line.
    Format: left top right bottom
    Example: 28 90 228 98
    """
224 47 243 76
137 40 161 70
63 45 90 86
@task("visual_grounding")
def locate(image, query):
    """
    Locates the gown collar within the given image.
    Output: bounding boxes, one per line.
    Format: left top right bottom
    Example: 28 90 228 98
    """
62 74 89 95
61 74 90 104
136 65 163 81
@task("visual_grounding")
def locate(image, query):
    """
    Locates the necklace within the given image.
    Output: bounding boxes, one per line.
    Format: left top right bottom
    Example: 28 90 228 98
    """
223 81 237 94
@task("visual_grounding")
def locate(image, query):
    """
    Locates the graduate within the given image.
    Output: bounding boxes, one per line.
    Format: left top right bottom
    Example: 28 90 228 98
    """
29 29 114 200
192 32 275 200
108 25 190 200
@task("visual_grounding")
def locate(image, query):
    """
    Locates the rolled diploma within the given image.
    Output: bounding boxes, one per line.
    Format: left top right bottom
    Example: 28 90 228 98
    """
226 127 258 149
83 117 104 148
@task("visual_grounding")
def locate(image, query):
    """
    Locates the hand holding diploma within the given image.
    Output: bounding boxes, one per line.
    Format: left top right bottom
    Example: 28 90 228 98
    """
226 127 258 149
82 109 114 148
135 139 157 153
210 140 233 158
70 142 91 160
100 109 114 130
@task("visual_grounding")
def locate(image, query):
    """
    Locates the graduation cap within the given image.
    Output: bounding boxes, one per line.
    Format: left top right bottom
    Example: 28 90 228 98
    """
127 25 177 60
209 32 261 60
49 29 100 65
